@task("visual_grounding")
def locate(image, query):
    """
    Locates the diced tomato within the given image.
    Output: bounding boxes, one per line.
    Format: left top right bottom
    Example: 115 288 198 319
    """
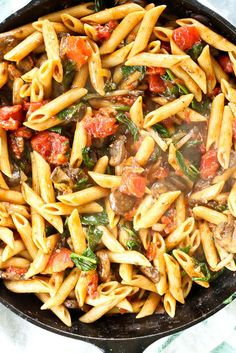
45 248 74 273
112 95 137 106
233 119 236 142
154 166 169 179
161 41 171 53
120 170 146 198
200 143 206 155
124 207 138 221
200 149 219 180
146 242 157 261
148 74 166 93
218 55 234 74
0 105 24 130
147 67 166 75
95 20 118 41
210 87 222 97
83 113 118 138
31 131 70 165
23 101 48 116
161 214 176 234
172 26 201 51
6 267 28 275
65 36 92 68
87 271 98 299
162 117 174 130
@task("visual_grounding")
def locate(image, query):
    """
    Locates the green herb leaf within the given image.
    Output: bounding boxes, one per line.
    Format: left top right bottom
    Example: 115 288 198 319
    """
57 103 84 122
114 105 130 112
94 0 105 12
81 210 109 226
122 225 141 251
87 226 103 251
191 97 211 115
214 204 229 212
176 150 199 182
121 65 146 80
149 146 161 163
104 80 117 93
45 225 57 237
75 176 91 191
192 262 211 282
152 123 170 138
48 126 63 134
187 43 204 61
162 69 189 97
62 60 76 88
223 292 236 304
179 245 191 254
71 248 98 271
116 112 139 141
82 147 96 170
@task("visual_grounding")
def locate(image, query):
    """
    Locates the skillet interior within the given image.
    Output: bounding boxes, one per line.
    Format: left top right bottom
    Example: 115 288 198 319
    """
0 1 236 352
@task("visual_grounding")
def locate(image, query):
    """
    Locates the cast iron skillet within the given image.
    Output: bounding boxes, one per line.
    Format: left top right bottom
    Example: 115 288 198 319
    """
0 1 236 352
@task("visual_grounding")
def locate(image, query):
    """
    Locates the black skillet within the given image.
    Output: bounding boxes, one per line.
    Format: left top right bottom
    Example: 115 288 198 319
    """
0 1 236 352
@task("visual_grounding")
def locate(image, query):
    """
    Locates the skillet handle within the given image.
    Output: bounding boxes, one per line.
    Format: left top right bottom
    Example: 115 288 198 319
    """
89 336 158 353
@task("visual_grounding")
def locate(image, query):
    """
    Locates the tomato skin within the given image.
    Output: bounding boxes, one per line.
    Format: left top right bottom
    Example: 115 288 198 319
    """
120 171 146 198
147 67 166 75
6 267 28 275
95 20 118 41
218 55 234 74
200 149 219 179
45 248 74 273
148 74 166 93
0 105 24 130
87 271 99 299
31 131 70 165
161 41 171 53
83 115 118 138
233 119 236 142
154 166 169 179
23 101 48 116
172 26 201 51
66 36 92 68
146 242 157 261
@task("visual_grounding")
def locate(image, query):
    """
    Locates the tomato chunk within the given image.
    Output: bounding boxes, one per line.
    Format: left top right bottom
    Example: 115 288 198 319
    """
65 36 92 68
147 67 166 75
218 55 234 74
120 170 146 198
23 101 48 116
31 131 70 165
45 248 74 273
148 74 166 93
233 119 236 142
83 111 118 138
0 105 24 130
172 26 201 51
146 242 157 261
200 149 219 180
95 20 118 41
87 270 98 299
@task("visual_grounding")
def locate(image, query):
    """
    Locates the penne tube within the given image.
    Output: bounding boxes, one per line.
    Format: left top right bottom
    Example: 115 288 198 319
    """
4 278 51 293
75 271 89 307
130 96 143 128
134 192 181 230
215 243 236 272
141 129 168 151
32 21 68 33
211 56 229 83
121 274 157 293
68 209 86 255
39 3 94 22
98 281 119 296
176 19 236 52
228 181 236 217
192 206 227 225
4 31 43 62
72 63 89 89
199 222 219 269
165 217 195 250
0 216 15 229
37 59 53 98
105 197 120 229
136 292 160 319
61 14 84 33
125 53 189 68
36 293 72 327
0 171 9 190
171 65 202 102
182 275 192 298
93 156 109 174
153 251 167 295
190 181 225 202
217 105 233 169
147 40 161 54
128 5 166 58
88 172 121 188
119 263 133 283
164 290 176 318
81 3 144 24
175 193 186 227
1 239 25 262
49 272 64 297
189 230 201 255
164 253 184 304
102 42 134 68
173 250 209 288
0 62 8 89
12 78 24 105
24 87 87 130
197 45 216 94
206 93 225 150
0 128 12 178
34 151 55 203
229 51 236 76
88 40 105 95
21 182 63 233
99 226 125 253
58 186 109 206
135 136 155 166
0 188 25 205
0 23 34 40
107 250 151 267
100 11 145 55
170 39 207 93
41 268 80 310
40 202 103 216
30 78 44 102
213 165 236 184
143 94 194 128
70 122 87 167
221 79 236 104
0 226 14 249
0 257 30 270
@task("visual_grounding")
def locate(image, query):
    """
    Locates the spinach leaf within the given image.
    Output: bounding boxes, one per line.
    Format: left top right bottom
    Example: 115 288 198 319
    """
81 210 109 226
116 112 139 141
75 175 91 191
71 248 98 271
82 147 96 169
149 146 161 163
187 43 204 61
179 245 191 254
121 65 146 80
191 97 211 115
45 225 57 237
122 225 142 251
223 292 236 304
176 150 199 182
214 204 229 212
62 60 76 89
114 105 130 112
192 261 211 282
87 226 103 251
161 69 189 97
48 126 63 134
152 123 170 138
94 0 105 12
57 103 85 122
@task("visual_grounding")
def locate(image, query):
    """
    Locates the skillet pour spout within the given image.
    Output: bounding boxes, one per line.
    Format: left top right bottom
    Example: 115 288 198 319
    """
0 1 236 353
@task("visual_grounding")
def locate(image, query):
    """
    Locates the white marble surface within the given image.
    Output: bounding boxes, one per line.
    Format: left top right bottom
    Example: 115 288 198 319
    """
0 1 236 352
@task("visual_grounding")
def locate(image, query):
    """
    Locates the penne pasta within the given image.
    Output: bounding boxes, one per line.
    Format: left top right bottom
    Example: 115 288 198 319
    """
125 53 189 68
